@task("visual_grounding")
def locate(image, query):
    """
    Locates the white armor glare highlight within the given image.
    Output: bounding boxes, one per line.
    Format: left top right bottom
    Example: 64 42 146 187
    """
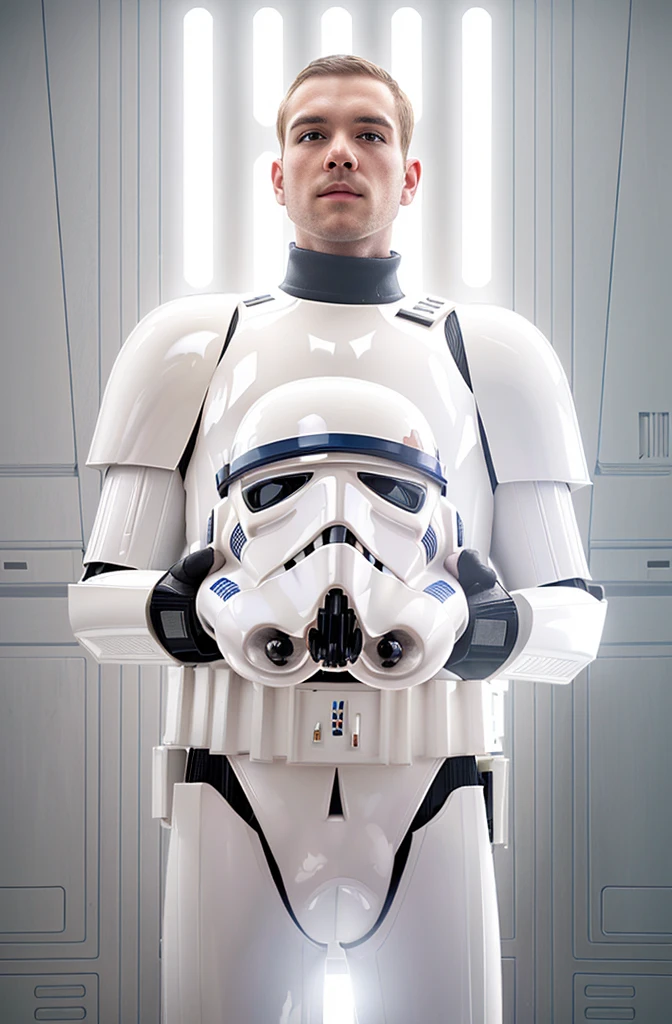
196 377 469 687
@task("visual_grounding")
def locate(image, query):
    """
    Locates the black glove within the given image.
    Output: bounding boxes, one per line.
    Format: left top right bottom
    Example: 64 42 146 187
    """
148 548 223 663
445 549 519 679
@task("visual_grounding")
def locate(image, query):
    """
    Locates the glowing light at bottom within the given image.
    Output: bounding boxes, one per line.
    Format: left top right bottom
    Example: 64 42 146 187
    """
323 971 356 1024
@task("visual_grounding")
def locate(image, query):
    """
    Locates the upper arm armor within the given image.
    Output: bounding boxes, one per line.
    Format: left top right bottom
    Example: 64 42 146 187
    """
88 293 240 470
84 464 186 570
455 304 591 489
490 480 590 590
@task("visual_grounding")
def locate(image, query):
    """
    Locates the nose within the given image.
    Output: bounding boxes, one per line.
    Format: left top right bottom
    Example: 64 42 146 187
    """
323 133 359 171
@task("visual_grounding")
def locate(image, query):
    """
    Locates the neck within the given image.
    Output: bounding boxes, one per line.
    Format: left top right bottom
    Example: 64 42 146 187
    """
293 230 393 260
279 243 404 305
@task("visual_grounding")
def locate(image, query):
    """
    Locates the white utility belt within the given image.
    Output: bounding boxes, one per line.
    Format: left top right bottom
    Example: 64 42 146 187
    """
158 664 508 765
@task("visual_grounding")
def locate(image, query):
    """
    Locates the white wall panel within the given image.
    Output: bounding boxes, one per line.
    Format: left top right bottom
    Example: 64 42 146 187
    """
0 0 76 470
572 0 632 538
0 2 164 1021
595 1 672 477
42 0 100 542
0 657 93 955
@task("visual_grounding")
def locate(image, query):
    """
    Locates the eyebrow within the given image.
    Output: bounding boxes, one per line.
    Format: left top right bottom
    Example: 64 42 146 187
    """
288 114 395 133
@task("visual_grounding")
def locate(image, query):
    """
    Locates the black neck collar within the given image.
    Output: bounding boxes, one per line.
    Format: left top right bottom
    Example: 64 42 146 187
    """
279 243 404 305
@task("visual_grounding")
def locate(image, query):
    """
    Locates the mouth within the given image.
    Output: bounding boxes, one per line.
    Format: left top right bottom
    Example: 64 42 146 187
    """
318 193 362 203
283 525 393 575
318 186 362 199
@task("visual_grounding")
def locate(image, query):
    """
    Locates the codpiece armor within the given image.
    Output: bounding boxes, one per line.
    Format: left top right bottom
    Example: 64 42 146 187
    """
69 244 606 1023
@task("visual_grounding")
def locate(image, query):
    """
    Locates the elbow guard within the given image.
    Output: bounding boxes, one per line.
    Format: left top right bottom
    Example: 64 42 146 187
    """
444 554 607 684
501 580 607 683
69 550 224 665
69 568 173 663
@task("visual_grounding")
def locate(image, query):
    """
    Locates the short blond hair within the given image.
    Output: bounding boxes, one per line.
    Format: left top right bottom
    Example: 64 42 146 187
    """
276 55 414 160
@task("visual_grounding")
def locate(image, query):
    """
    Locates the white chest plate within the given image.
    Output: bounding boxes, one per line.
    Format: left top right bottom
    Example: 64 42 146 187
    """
185 292 494 557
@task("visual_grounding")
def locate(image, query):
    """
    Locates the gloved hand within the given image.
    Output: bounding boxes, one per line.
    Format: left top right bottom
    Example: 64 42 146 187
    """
445 549 519 679
148 548 224 663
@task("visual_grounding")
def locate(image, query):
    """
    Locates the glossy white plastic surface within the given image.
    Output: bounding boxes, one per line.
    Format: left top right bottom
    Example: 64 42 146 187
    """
84 464 186 570
88 293 239 470
158 666 507 765
68 569 172 663
199 542 467 688
505 584 607 682
211 456 460 588
457 302 591 489
211 374 459 581
230 375 441 467
230 754 443 943
491 479 591 590
152 746 187 826
345 786 501 1024
162 780 501 1022
162 782 325 1023
185 292 494 557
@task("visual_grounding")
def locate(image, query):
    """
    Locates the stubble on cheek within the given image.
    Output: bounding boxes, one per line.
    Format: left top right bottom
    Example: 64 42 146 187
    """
283 164 405 244
286 190 374 242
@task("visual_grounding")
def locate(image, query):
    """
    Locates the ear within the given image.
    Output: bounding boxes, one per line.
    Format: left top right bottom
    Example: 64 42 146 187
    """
271 157 286 206
400 158 422 207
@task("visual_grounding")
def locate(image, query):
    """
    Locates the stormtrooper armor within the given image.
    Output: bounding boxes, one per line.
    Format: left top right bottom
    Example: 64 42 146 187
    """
196 375 471 689
69 244 607 1023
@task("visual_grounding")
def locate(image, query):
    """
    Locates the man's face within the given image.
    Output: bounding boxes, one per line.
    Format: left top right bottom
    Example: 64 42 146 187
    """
272 75 421 258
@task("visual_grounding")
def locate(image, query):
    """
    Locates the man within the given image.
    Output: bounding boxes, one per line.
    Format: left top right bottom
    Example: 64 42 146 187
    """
271 56 420 258
70 55 606 1023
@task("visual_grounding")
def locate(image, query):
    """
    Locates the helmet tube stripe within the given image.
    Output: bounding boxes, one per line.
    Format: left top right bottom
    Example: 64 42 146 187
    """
216 433 446 497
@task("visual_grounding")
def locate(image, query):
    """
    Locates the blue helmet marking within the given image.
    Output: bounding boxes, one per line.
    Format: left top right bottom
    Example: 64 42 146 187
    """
210 577 240 602
230 523 247 561
216 433 446 497
423 580 455 604
421 524 438 562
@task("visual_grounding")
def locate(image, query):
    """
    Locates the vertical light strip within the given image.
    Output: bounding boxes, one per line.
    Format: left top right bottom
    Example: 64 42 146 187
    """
323 972 356 1024
321 7 353 56
461 7 492 288
183 7 214 288
253 152 284 290
392 188 423 296
391 8 423 122
253 8 284 127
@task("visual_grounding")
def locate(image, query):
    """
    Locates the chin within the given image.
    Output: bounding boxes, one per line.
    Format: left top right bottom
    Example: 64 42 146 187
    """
306 222 379 245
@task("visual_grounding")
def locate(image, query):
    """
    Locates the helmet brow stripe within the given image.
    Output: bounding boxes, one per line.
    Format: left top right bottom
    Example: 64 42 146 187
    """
216 433 446 497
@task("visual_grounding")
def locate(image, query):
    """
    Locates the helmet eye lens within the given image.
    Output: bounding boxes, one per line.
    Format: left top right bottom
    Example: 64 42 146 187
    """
358 473 426 513
243 472 312 512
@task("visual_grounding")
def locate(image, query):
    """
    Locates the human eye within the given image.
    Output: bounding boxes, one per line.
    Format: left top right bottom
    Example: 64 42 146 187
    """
297 130 325 143
358 131 385 143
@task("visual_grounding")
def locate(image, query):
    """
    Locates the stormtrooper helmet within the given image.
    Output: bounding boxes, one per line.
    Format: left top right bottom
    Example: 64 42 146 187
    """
197 377 468 688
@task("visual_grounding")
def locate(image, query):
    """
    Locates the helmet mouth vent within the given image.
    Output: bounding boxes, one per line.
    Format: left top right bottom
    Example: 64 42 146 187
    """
308 588 363 667
283 525 391 575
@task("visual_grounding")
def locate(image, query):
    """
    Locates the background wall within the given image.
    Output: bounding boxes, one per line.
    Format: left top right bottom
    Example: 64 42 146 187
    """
0 0 670 1020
